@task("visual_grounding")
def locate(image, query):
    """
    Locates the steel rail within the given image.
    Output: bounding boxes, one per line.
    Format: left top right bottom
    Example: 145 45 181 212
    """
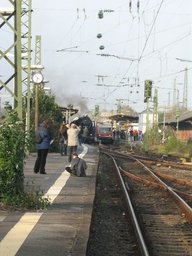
108 148 192 223
125 153 192 222
101 151 150 256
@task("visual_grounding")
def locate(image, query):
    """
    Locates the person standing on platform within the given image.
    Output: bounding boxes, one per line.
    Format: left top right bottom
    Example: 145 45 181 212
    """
78 125 83 146
82 126 89 143
34 119 52 174
67 123 80 162
58 123 68 156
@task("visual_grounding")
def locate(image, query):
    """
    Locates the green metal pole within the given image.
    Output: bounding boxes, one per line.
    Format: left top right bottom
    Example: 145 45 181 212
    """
14 0 22 120
22 0 32 133
35 35 42 65
34 35 42 129
146 98 149 131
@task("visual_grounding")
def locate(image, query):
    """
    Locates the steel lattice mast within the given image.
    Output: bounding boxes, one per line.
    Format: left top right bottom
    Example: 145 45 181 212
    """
0 0 32 122
21 0 32 131
34 35 42 130
34 35 42 65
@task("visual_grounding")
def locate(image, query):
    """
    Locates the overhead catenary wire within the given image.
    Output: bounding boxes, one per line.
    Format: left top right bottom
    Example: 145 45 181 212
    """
138 0 165 62
31 1 192 112
142 32 191 59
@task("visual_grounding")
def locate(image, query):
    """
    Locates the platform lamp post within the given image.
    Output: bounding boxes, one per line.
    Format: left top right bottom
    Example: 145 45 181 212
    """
31 70 44 130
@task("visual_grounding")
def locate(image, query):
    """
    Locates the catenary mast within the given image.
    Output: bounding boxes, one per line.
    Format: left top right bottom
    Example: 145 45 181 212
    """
0 0 32 122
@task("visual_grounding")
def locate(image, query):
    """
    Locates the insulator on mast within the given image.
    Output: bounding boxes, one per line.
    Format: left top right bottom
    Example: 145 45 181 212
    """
129 0 132 12
137 1 140 13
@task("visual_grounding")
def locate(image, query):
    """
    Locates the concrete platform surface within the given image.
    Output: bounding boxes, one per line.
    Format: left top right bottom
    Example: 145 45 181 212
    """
0 144 98 256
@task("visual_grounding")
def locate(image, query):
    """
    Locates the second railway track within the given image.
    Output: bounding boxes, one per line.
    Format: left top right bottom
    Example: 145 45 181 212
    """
100 147 192 256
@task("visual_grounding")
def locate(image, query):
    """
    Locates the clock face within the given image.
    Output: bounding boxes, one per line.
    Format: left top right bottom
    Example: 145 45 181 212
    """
32 72 43 84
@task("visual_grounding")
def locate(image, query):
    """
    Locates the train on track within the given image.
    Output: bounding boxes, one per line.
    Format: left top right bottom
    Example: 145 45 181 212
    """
94 122 114 144
71 115 114 144
72 115 95 144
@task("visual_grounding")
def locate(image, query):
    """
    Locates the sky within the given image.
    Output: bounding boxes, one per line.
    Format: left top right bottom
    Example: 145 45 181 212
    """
1 0 192 114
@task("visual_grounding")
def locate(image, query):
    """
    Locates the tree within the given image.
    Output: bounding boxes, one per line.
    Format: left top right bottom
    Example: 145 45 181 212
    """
30 87 63 152
30 87 62 124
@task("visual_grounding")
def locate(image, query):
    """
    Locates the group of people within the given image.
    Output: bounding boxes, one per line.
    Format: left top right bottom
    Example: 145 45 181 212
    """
59 123 89 157
112 127 143 141
34 120 87 177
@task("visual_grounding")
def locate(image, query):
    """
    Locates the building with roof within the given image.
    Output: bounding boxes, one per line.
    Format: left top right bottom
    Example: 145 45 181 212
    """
138 109 157 133
163 111 192 141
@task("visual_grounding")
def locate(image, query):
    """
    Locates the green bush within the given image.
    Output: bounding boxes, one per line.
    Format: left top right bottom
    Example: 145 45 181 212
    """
0 111 49 210
0 112 26 196
164 136 188 156
142 127 161 151
1 191 50 210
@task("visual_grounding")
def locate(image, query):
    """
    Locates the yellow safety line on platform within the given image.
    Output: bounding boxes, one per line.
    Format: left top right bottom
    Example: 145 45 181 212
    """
0 171 70 255
0 213 43 255
0 145 88 255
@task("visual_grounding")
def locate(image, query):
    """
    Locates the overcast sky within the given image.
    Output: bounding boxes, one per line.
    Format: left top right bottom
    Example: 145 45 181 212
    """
1 0 192 114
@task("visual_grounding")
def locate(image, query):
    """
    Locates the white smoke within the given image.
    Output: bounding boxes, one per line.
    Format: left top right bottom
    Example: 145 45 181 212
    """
55 93 89 116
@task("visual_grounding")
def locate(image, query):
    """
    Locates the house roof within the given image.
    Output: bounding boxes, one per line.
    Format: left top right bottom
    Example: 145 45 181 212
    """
108 114 139 122
165 111 192 124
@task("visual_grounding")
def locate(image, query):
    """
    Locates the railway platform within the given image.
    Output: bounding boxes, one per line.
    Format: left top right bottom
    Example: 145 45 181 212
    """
0 144 98 256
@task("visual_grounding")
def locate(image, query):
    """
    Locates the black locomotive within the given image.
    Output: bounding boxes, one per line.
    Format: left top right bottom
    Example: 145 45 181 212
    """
71 115 95 143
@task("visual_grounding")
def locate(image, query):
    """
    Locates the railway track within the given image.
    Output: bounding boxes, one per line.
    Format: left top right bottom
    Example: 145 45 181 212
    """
100 147 192 256
86 152 143 256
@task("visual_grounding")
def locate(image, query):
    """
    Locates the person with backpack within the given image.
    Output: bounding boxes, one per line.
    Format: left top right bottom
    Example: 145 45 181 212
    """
34 119 52 174
65 153 87 177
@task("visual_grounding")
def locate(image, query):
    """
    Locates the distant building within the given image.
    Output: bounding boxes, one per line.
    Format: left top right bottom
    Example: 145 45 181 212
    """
139 109 157 133
108 113 139 131
163 111 192 141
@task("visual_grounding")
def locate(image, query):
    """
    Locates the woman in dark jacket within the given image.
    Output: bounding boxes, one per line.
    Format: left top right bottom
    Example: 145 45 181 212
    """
34 120 51 174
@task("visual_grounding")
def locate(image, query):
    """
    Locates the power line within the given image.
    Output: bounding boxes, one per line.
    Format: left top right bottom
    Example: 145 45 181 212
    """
154 67 192 80
138 0 164 61
142 33 191 59
97 53 138 61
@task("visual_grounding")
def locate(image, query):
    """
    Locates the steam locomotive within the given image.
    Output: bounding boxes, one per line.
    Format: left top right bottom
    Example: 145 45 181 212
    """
71 115 114 144
71 115 95 143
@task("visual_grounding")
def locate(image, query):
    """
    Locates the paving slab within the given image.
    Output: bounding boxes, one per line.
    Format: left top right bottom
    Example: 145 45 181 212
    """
0 145 98 256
